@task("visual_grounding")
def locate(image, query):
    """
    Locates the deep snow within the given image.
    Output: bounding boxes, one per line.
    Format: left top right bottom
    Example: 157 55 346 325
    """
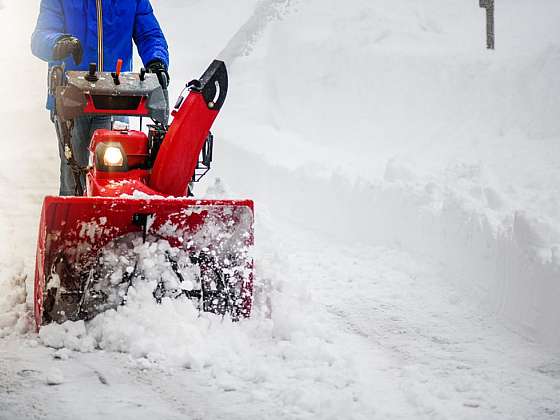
217 0 560 347
1 0 560 419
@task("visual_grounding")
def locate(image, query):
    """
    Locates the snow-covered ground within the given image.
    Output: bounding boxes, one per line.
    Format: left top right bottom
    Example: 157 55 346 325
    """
1 0 560 419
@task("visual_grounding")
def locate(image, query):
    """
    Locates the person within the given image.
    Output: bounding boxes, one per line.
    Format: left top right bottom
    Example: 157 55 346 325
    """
31 0 170 196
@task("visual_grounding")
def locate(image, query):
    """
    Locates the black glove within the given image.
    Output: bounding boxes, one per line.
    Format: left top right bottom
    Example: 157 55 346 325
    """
147 60 170 88
53 36 83 65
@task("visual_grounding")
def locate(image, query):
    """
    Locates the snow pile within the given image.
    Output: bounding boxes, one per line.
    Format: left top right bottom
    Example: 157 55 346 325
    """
90 236 202 311
39 320 96 352
0 267 30 337
37 239 378 417
35 206 378 415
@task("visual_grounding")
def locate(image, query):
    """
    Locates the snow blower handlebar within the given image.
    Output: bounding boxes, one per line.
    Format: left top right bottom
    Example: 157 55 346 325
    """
54 62 168 124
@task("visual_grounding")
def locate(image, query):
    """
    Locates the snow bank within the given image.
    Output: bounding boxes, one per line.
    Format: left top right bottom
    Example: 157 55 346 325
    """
221 142 560 346
208 0 560 347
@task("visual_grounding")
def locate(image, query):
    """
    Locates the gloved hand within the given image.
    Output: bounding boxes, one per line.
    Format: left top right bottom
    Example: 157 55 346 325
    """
147 60 170 89
53 36 83 65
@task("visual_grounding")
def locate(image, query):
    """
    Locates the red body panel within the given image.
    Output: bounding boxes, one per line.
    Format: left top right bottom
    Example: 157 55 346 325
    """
150 93 218 197
86 169 156 197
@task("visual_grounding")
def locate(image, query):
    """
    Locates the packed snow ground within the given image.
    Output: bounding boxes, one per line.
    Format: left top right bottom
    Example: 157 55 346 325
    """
1 0 560 419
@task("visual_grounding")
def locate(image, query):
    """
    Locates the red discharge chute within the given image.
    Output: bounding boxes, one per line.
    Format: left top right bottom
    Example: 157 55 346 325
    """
149 93 219 197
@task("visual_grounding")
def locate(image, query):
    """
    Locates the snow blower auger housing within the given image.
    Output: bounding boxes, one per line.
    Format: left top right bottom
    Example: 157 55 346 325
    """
34 60 254 331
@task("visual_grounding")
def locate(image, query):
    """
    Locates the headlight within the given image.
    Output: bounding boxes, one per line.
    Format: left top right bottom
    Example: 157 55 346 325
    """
95 142 128 172
103 146 124 167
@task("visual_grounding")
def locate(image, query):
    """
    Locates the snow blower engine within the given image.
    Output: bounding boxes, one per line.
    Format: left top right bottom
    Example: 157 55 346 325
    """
34 60 254 331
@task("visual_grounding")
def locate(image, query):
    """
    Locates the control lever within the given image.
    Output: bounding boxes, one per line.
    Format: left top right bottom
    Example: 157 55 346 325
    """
112 59 123 85
85 63 99 82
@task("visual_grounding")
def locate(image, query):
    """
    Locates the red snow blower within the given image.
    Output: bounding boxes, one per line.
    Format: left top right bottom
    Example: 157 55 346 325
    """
34 60 254 331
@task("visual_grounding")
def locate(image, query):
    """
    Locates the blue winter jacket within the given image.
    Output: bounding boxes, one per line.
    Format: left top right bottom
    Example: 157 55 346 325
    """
31 0 169 109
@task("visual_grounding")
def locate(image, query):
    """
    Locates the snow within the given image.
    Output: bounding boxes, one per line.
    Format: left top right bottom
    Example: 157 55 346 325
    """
0 268 29 337
1 0 560 419
216 0 560 347
45 368 64 386
39 320 96 353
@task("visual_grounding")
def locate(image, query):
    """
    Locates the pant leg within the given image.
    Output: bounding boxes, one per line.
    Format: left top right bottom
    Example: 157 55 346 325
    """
57 117 86 196
56 120 74 196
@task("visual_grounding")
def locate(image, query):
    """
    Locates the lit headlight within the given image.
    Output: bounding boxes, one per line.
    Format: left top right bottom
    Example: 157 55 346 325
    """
103 146 124 167
95 142 129 172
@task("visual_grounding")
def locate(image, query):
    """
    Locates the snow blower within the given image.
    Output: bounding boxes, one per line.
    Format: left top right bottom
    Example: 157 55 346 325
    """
34 60 254 331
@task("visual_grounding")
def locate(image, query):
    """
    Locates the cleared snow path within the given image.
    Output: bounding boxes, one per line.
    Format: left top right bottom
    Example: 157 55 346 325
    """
1 218 559 419
274 222 560 419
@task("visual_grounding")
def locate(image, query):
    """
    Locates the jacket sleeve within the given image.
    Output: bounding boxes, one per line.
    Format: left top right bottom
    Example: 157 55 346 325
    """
133 0 170 69
31 0 67 62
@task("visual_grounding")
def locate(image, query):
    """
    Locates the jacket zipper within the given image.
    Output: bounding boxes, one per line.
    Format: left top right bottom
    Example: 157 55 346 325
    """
96 0 104 71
